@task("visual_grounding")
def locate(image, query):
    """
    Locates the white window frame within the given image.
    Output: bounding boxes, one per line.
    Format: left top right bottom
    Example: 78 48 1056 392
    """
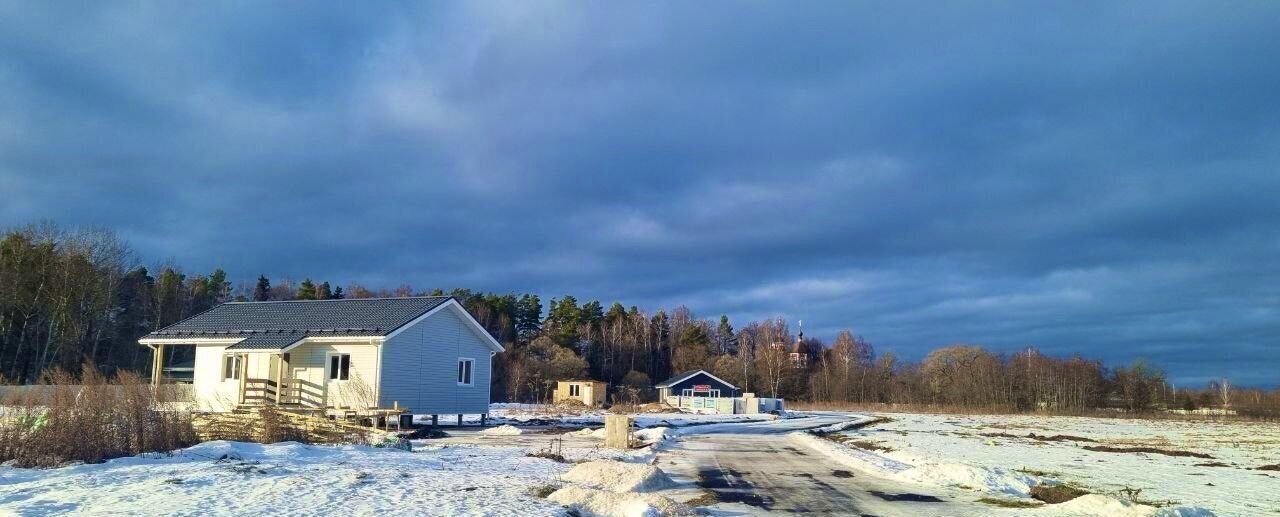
569 383 581 397
222 354 241 381
327 353 351 382
457 357 475 387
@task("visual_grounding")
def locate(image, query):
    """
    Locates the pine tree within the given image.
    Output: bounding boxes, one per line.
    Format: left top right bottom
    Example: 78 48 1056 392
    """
208 269 230 303
296 278 317 300
331 286 345 299
253 275 271 301
717 315 737 354
515 294 543 342
315 281 333 300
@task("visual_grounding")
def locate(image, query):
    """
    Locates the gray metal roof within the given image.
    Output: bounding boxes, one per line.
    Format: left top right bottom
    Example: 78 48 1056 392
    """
144 297 453 347
225 333 308 351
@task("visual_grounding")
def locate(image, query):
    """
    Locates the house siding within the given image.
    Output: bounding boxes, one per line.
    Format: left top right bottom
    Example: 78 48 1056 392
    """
193 344 238 412
380 304 493 415
288 341 380 409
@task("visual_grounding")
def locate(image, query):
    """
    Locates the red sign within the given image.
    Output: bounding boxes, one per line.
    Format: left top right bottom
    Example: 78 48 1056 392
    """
692 384 711 391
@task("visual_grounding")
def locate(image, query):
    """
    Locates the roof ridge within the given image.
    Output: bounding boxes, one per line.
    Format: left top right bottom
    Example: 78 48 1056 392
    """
225 295 452 305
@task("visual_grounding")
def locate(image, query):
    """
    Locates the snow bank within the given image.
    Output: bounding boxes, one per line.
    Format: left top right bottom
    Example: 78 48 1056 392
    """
789 432 1037 496
632 427 668 445
1033 494 1213 517
478 424 524 436
808 415 880 435
560 460 675 493
547 486 695 517
571 427 607 438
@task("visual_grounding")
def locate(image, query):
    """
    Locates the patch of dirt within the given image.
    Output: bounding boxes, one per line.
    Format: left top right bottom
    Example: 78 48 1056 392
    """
1082 445 1214 459
1194 461 1232 467
978 497 1043 508
831 470 854 478
1255 464 1280 471
980 432 1096 443
1030 484 1089 504
529 485 558 498
868 490 944 502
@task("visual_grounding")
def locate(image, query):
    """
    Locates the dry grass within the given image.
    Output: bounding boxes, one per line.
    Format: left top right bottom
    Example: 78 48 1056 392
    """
1082 445 1214 459
0 365 197 467
789 401 1273 422
977 497 1043 508
1254 464 1280 471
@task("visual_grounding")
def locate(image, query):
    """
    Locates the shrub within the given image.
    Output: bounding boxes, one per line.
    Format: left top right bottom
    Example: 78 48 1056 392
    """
0 364 197 467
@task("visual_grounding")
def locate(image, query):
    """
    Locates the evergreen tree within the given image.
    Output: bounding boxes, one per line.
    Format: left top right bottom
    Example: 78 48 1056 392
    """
717 314 737 354
253 275 271 301
296 278 317 300
208 268 230 303
315 281 333 300
331 286 345 299
515 294 543 341
545 296 581 347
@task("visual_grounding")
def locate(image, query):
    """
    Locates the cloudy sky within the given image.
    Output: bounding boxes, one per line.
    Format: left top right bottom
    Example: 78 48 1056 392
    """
2 2 1277 386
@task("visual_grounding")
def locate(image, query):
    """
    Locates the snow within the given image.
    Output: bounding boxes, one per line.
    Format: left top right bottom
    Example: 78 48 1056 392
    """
479 424 524 436
632 427 669 445
0 440 570 515
795 412 1269 516
790 431 1039 496
560 460 676 493
547 486 695 517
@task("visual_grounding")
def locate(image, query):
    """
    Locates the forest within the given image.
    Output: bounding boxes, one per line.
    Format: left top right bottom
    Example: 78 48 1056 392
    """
2 222 1275 417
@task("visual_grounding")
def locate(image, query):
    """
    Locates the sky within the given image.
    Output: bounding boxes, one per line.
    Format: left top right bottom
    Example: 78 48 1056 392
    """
1 2 1277 387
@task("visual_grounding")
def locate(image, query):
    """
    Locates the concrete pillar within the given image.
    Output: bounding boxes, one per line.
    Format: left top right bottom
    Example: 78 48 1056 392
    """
605 415 633 449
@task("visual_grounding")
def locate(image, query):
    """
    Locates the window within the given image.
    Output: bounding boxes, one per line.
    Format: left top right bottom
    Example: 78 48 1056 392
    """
329 354 350 381
222 354 240 381
569 384 581 397
457 358 474 386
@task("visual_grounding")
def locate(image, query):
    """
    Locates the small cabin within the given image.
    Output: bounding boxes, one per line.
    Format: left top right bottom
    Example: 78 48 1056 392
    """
553 380 607 407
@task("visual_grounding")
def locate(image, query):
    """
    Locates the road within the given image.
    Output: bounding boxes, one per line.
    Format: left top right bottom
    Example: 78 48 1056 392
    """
659 414 977 516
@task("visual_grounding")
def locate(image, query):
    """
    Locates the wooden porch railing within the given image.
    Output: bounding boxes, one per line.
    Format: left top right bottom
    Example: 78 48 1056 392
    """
240 378 326 408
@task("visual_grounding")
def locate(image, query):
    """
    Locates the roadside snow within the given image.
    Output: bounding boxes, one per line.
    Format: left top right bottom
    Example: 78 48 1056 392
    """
632 427 668 445
547 486 695 517
560 460 676 493
548 460 692 517
479 424 524 436
789 432 1038 495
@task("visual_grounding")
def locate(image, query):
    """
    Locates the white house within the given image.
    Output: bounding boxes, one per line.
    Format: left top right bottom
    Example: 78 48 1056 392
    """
139 296 503 419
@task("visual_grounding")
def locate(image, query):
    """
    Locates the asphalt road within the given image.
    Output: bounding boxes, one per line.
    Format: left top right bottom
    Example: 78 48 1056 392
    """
659 414 977 516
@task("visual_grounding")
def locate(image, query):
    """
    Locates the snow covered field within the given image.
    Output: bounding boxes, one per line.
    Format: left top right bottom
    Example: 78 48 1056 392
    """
0 440 572 516
806 412 1279 516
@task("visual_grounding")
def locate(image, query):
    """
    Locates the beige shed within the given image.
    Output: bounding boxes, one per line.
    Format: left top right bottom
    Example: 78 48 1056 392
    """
553 380 608 407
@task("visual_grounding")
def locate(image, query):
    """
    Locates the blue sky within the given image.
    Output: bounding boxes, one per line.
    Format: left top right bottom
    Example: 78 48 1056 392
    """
1 2 1277 386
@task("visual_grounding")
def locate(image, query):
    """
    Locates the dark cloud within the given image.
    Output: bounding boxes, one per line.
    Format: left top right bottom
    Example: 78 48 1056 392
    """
2 2 1277 386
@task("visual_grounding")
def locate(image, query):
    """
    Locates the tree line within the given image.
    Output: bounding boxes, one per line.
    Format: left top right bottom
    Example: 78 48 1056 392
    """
2 222 1274 418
